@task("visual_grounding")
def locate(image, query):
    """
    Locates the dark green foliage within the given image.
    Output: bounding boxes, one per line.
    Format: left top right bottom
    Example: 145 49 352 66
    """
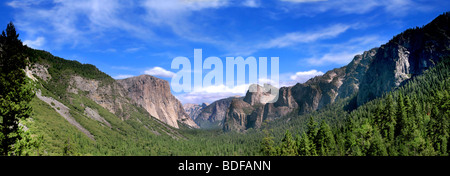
315 121 336 156
0 22 35 155
279 130 297 156
260 130 277 156
297 132 316 156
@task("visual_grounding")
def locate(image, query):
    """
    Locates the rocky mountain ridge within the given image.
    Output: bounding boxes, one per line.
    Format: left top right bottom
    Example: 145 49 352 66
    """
221 12 450 132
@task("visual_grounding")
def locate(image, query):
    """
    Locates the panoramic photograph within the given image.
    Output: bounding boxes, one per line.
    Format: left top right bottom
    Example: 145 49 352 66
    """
1 0 449 167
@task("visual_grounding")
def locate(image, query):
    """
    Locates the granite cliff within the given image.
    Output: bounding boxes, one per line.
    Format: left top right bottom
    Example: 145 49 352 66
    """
118 75 198 128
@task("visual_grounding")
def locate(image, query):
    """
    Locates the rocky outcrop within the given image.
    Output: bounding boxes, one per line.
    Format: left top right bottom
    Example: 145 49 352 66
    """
223 98 254 132
118 75 198 129
84 106 111 128
26 63 51 82
243 84 279 106
68 75 131 120
195 96 239 129
338 48 378 99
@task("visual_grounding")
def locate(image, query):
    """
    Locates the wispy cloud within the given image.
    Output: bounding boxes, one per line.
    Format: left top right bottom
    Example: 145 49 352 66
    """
9 0 234 49
9 0 145 49
306 52 361 66
259 24 350 49
278 0 429 16
7 0 45 8
124 47 145 53
303 35 385 66
242 0 261 8
140 0 230 44
224 23 352 56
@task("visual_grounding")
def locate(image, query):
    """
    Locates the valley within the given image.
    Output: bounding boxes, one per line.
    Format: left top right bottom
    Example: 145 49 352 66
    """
1 11 449 156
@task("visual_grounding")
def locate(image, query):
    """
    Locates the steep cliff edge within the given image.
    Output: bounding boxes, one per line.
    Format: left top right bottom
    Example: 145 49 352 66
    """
118 75 198 129
357 13 450 105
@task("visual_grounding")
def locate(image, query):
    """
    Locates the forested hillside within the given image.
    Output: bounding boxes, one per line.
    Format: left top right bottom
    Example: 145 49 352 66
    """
262 57 450 156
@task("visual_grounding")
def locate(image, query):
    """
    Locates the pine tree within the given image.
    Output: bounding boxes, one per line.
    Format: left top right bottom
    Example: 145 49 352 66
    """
384 94 398 156
280 130 297 156
296 132 316 156
306 116 318 145
260 130 277 156
428 92 449 156
316 121 336 156
368 127 388 156
384 94 396 141
0 22 35 156
396 94 408 138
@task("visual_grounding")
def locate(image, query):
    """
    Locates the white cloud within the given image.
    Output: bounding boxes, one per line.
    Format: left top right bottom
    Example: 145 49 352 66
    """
289 70 324 83
113 74 134 79
176 84 249 104
23 36 45 48
144 67 176 78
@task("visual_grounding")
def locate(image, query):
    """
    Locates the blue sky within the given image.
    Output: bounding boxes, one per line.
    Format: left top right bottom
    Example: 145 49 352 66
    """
1 0 448 104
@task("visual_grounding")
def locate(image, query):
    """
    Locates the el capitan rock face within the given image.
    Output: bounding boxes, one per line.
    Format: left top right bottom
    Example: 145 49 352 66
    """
117 75 198 129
